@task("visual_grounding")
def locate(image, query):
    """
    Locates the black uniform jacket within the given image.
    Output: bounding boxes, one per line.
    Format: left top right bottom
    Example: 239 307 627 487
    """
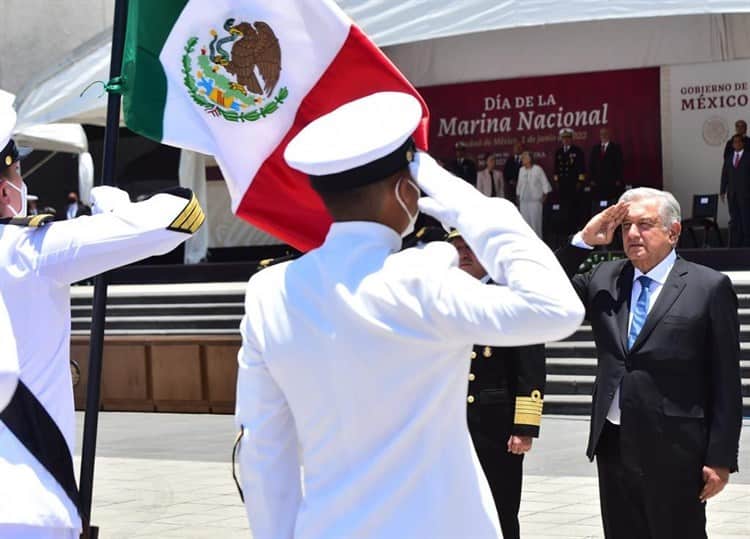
554 145 586 196
467 343 546 444
557 245 742 473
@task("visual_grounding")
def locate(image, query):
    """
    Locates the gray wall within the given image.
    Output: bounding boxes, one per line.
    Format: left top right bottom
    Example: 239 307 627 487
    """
0 0 113 93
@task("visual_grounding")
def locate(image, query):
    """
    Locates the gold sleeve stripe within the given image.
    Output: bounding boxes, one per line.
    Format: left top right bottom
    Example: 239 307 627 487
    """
168 194 205 234
185 209 205 234
182 205 205 232
170 196 199 228
28 214 53 227
514 412 542 427
514 393 544 427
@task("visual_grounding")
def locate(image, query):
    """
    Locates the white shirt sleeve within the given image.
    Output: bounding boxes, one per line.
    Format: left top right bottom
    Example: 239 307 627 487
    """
235 290 302 539
11 188 203 286
434 196 585 346
571 231 594 250
0 296 19 412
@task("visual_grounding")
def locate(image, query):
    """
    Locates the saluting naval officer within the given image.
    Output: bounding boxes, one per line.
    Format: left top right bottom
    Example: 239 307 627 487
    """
448 229 546 539
0 98 205 538
233 92 584 539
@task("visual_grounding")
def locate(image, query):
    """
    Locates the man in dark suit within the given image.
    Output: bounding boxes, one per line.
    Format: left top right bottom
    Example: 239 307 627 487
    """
503 142 524 205
448 230 546 539
557 190 742 538
723 120 750 161
554 128 587 233
589 128 624 202
446 141 477 186
720 134 750 247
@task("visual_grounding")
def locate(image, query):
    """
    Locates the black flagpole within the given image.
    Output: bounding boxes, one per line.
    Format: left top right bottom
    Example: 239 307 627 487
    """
79 1 129 537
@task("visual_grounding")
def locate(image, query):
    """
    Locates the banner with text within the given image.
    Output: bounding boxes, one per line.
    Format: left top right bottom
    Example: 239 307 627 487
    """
418 67 661 189
661 58 750 226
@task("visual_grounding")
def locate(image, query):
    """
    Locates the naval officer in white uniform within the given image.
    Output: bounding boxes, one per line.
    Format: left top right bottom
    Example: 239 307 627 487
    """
0 99 205 538
234 92 585 539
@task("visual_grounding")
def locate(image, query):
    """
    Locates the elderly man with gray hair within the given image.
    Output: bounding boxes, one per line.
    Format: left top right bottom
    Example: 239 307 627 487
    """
556 187 742 539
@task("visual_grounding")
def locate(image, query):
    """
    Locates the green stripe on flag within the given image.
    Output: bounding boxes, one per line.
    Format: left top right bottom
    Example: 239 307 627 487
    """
121 0 188 142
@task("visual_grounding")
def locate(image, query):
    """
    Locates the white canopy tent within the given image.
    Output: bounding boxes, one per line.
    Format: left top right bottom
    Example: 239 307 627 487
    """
12 1 750 259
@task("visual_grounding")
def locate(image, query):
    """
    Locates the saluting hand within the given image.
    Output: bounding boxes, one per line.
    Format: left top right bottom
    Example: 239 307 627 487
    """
507 435 533 455
581 201 629 246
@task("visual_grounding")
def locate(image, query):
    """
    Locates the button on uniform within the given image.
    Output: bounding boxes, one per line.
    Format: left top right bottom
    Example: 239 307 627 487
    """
468 373 476 381
467 395 475 404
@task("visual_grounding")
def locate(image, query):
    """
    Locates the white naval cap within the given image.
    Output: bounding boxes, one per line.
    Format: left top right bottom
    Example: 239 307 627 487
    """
559 128 574 138
284 92 422 193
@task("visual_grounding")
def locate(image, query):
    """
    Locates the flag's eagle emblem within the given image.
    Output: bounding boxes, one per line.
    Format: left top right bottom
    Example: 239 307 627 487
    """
182 18 288 122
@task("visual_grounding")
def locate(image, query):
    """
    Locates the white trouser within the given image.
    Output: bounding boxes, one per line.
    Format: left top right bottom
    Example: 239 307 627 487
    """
0 525 76 539
519 200 544 237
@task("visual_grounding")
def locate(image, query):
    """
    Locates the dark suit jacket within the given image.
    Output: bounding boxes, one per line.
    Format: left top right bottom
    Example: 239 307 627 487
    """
557 246 742 473
721 150 750 200
588 142 624 199
447 158 477 186
503 155 522 182
723 136 750 160
467 343 546 446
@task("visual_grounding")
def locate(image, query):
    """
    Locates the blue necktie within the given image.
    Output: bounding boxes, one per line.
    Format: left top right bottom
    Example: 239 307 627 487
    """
628 276 652 350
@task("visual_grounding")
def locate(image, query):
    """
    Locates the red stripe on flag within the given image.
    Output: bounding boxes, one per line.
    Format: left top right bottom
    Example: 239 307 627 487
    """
235 25 429 252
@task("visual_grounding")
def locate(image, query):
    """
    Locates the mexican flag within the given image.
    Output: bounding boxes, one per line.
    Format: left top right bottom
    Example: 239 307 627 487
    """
121 0 429 251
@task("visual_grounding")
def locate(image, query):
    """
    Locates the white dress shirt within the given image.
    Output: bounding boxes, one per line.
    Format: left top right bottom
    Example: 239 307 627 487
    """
236 198 585 539
0 188 200 537
606 249 676 424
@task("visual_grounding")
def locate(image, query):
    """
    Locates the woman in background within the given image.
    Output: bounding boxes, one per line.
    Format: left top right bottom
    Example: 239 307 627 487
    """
516 151 551 237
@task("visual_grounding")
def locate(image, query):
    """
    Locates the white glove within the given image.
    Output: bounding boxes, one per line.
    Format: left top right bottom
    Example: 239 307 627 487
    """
409 151 483 229
90 186 131 215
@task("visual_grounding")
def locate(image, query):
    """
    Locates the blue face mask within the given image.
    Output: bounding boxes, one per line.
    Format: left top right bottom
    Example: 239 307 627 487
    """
394 176 419 237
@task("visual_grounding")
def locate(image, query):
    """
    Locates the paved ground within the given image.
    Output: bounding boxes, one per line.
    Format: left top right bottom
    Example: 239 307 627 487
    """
75 413 750 538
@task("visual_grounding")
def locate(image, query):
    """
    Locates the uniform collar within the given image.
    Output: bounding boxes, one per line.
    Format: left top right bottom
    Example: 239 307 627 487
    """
480 274 491 284
632 249 676 286
326 221 402 252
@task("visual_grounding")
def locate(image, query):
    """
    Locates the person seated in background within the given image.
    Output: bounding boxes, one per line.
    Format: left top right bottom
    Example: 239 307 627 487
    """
516 151 552 238
448 229 546 539
476 153 504 198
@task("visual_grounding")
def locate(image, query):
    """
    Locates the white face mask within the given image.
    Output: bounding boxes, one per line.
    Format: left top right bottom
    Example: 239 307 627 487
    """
6 180 27 218
394 176 420 237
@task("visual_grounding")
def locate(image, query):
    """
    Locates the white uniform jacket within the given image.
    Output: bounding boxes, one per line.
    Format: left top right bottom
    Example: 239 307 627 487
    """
236 197 584 539
0 187 203 537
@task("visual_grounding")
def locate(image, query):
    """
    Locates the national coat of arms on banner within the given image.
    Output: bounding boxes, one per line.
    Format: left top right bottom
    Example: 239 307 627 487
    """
182 18 288 122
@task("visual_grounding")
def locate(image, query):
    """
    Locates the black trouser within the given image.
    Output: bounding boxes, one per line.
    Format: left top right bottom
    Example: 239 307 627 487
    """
728 193 750 247
470 429 523 539
595 421 706 539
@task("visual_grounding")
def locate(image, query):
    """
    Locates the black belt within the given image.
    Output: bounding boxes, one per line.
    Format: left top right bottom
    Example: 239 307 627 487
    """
0 381 80 514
